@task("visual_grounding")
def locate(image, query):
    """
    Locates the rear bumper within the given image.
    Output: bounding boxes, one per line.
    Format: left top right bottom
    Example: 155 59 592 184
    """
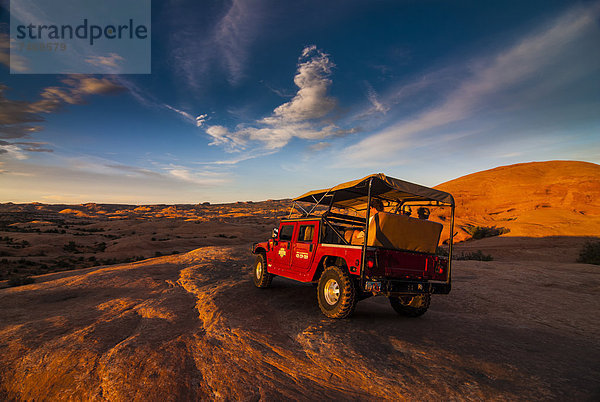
364 279 451 296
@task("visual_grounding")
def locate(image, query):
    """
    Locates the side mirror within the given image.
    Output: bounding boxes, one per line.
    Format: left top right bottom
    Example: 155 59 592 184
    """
272 228 279 238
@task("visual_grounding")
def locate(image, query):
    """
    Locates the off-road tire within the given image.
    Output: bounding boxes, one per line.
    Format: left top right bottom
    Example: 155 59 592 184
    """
317 266 357 319
252 254 273 288
389 294 431 317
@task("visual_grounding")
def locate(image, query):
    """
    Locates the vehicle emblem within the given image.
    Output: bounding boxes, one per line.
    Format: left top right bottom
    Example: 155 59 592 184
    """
279 248 286 258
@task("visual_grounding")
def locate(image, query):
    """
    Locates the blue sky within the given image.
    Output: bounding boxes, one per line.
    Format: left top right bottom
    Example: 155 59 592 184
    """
1 0 599 204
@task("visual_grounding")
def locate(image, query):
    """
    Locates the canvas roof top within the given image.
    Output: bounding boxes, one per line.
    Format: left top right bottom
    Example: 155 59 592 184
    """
293 173 455 209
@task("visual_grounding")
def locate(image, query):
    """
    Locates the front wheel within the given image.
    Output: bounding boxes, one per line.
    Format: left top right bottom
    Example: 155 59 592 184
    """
389 294 431 317
252 254 273 288
317 266 357 319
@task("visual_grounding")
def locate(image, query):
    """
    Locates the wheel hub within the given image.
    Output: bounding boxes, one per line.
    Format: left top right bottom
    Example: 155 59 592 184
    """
256 261 262 279
323 278 340 305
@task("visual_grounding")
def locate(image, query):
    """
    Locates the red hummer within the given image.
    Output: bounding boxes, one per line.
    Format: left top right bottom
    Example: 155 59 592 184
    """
251 174 455 319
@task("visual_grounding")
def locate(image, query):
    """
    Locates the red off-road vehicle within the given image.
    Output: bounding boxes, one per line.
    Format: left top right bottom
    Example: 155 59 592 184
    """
251 174 455 318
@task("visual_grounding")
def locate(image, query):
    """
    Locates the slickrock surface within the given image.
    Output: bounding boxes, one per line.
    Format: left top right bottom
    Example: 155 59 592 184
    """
1 244 598 400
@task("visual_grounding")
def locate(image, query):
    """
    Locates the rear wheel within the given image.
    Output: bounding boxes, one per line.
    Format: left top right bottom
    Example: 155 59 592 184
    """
389 294 431 317
252 254 273 288
317 266 357 319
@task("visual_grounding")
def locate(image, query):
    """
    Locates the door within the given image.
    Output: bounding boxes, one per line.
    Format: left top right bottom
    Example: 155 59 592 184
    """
290 223 317 274
272 222 295 272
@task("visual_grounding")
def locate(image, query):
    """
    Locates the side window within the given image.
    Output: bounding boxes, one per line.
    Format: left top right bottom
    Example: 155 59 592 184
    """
297 225 315 242
279 224 294 241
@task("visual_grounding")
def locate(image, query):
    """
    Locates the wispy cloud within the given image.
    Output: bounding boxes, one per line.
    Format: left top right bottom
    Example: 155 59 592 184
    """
103 163 163 178
365 82 389 115
215 0 262 84
204 46 355 152
169 0 264 87
13 141 53 153
338 3 600 167
0 34 29 72
166 166 229 185
193 149 278 165
163 104 196 124
0 76 126 160
114 77 205 127
32 153 229 187
308 141 331 152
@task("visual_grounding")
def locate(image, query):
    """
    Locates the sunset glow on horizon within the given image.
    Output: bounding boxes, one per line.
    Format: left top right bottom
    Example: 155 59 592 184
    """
1 1 599 204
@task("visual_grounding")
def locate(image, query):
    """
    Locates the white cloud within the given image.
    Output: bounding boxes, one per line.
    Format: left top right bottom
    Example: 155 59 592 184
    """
338 3 600 167
85 53 125 69
204 46 352 152
270 48 336 121
196 114 208 127
0 144 28 160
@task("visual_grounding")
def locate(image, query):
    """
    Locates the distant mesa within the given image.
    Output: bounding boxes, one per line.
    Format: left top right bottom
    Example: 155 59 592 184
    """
435 160 600 239
59 209 95 218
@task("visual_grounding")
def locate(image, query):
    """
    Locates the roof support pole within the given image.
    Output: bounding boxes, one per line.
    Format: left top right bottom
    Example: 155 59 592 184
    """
447 205 455 288
360 177 373 289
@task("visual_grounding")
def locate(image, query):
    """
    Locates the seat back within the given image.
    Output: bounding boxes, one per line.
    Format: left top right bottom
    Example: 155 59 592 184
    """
366 212 442 254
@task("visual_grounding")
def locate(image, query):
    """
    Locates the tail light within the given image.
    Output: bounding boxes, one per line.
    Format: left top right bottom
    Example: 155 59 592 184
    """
435 258 447 275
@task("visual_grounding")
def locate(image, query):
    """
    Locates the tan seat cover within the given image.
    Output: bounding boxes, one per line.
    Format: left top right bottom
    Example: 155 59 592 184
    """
362 212 442 253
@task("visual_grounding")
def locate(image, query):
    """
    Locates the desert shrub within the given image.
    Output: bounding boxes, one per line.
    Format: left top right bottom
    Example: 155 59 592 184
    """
455 250 493 261
215 234 237 239
8 275 35 287
465 225 510 240
577 241 600 265
63 241 81 253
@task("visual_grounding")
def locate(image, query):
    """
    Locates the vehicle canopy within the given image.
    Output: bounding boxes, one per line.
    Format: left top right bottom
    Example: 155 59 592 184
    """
293 173 455 211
